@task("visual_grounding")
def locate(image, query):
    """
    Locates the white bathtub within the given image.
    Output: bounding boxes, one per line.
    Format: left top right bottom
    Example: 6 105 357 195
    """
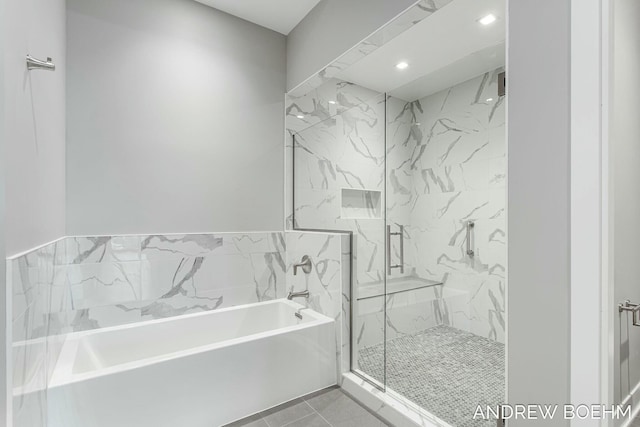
47 299 337 427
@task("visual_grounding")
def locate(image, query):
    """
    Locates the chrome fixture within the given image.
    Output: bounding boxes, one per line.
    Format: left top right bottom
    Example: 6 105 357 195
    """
287 290 310 300
293 255 312 275
619 300 640 326
466 221 475 258
498 71 506 97
26 55 55 71
295 308 305 320
387 225 404 275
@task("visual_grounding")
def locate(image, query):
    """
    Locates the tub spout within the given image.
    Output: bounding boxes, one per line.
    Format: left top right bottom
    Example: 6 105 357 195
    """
287 290 310 300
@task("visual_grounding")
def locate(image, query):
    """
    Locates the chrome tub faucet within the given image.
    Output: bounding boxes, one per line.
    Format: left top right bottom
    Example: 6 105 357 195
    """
287 290 310 300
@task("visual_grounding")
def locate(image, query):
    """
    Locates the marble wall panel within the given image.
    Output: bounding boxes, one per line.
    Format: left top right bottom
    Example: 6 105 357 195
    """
291 68 506 348
404 69 507 342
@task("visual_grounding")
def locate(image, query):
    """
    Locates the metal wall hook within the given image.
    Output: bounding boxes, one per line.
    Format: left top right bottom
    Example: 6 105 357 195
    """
26 55 55 71
619 300 640 326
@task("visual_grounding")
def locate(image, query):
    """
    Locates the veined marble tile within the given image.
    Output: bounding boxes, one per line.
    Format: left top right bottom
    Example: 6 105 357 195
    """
11 258 39 321
66 262 141 310
286 231 350 383
63 236 141 264
354 295 385 352
140 234 223 259
57 277 292 334
488 156 506 189
140 251 286 301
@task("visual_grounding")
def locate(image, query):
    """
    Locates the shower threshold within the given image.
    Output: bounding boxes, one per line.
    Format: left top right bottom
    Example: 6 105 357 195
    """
351 325 505 427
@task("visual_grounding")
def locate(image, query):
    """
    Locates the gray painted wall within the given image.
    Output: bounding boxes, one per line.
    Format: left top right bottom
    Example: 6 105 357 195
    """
507 0 571 424
0 0 6 421
3 0 66 422
66 0 286 236
4 0 66 256
286 0 416 91
612 0 640 412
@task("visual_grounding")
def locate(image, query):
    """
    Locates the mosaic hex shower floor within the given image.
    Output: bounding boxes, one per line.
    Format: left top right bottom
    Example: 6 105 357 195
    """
358 325 505 427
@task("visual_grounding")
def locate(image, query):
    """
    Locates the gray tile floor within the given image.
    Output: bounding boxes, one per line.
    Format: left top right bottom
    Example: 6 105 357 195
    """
358 325 505 427
225 387 389 427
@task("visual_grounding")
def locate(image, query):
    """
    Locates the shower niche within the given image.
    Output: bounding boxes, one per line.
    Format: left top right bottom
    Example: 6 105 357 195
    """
288 0 506 425
341 189 382 219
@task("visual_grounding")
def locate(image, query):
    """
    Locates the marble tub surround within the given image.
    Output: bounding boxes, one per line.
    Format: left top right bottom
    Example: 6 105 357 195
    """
10 239 65 427
46 232 289 334
286 231 351 379
9 230 351 427
9 231 356 336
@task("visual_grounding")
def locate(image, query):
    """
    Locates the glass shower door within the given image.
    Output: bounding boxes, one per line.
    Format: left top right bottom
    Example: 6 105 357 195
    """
383 70 507 426
291 91 388 389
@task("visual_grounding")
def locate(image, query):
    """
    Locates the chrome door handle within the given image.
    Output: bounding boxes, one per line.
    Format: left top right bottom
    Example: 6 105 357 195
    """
619 300 640 326
466 221 475 258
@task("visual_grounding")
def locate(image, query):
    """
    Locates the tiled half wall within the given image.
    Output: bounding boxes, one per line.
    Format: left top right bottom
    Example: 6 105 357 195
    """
8 231 350 427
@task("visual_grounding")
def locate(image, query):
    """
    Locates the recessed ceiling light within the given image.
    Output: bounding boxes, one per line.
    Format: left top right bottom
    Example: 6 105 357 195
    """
328 101 336 105
486 98 494 102
296 115 304 119
396 61 409 70
478 14 497 26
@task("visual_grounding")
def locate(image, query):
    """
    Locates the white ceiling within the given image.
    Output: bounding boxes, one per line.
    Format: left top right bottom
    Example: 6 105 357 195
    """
194 0 321 35
336 0 506 101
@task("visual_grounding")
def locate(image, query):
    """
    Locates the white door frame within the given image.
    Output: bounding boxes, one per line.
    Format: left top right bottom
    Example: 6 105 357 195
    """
570 0 613 426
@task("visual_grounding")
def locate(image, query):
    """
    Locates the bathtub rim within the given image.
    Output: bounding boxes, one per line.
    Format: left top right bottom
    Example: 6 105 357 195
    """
48 298 334 389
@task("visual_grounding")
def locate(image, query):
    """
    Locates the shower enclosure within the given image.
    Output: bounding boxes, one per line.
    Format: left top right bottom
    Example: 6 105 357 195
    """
292 71 506 426
289 2 506 422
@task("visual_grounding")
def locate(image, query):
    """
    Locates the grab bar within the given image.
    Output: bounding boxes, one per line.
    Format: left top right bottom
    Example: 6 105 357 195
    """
466 220 475 258
26 55 55 71
387 225 404 275
619 300 640 326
